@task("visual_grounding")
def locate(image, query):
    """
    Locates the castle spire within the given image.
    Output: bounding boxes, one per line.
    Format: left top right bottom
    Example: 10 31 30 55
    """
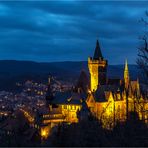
124 59 130 89
93 40 103 60
125 59 128 72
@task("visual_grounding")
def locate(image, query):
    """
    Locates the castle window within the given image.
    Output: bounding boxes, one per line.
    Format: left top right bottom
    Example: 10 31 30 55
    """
64 105 67 109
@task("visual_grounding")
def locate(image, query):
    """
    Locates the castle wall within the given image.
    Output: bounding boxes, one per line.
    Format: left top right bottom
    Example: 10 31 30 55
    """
87 94 148 129
61 104 81 123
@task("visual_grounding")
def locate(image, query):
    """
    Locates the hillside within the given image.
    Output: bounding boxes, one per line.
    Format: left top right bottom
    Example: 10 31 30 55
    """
0 60 140 91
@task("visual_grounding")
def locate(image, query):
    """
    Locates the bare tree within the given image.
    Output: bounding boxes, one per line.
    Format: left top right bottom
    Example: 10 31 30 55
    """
137 11 148 85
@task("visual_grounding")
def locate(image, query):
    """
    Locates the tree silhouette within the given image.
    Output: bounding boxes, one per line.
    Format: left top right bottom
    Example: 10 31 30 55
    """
137 11 148 85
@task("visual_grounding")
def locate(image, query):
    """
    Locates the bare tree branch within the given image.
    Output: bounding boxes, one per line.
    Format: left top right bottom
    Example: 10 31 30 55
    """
137 12 148 85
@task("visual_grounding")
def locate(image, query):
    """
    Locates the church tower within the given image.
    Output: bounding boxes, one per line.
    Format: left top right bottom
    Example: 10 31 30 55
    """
88 40 108 92
46 75 54 109
124 59 130 89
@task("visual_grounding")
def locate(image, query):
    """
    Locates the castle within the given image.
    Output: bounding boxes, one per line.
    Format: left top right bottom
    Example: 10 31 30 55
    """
36 40 148 138
86 40 148 129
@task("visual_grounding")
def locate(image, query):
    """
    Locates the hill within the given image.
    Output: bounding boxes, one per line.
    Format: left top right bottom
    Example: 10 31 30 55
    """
0 60 139 91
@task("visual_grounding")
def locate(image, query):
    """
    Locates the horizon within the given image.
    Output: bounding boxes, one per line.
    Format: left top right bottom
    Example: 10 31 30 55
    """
0 59 138 66
0 1 147 64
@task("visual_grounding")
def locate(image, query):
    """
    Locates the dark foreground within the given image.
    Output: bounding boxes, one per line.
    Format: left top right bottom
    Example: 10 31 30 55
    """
0 111 147 147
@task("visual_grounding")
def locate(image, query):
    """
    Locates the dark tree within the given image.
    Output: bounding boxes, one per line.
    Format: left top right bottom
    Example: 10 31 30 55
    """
137 11 148 84
44 111 148 147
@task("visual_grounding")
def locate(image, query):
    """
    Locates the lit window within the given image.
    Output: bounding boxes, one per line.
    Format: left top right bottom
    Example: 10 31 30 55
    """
72 106 76 110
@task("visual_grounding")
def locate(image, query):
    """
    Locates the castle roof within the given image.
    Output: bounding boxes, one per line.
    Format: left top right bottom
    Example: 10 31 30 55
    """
94 86 107 102
94 85 123 102
53 91 82 105
76 69 89 93
93 40 103 60
53 91 71 104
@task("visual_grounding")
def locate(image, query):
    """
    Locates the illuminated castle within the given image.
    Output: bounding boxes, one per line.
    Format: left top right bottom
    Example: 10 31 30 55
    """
36 40 148 138
86 40 148 128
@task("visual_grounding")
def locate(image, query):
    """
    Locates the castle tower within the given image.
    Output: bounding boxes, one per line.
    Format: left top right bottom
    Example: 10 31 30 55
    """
124 59 130 89
88 40 108 92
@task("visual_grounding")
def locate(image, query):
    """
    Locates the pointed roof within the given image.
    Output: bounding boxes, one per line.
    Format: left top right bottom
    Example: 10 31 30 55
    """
94 87 106 102
124 59 129 82
76 69 89 93
93 40 103 60
125 59 129 72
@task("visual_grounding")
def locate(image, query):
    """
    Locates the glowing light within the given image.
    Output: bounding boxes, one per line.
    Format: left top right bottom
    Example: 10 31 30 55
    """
41 127 50 139
20 108 34 123
41 130 46 137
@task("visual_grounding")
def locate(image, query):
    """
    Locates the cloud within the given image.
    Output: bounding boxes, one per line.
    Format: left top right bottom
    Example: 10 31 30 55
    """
0 1 147 64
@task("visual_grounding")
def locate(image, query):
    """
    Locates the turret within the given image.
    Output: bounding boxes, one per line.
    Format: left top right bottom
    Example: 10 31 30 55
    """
124 59 130 89
88 40 108 92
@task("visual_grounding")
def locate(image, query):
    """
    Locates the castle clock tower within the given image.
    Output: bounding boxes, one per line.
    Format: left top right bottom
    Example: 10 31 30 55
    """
88 40 108 92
